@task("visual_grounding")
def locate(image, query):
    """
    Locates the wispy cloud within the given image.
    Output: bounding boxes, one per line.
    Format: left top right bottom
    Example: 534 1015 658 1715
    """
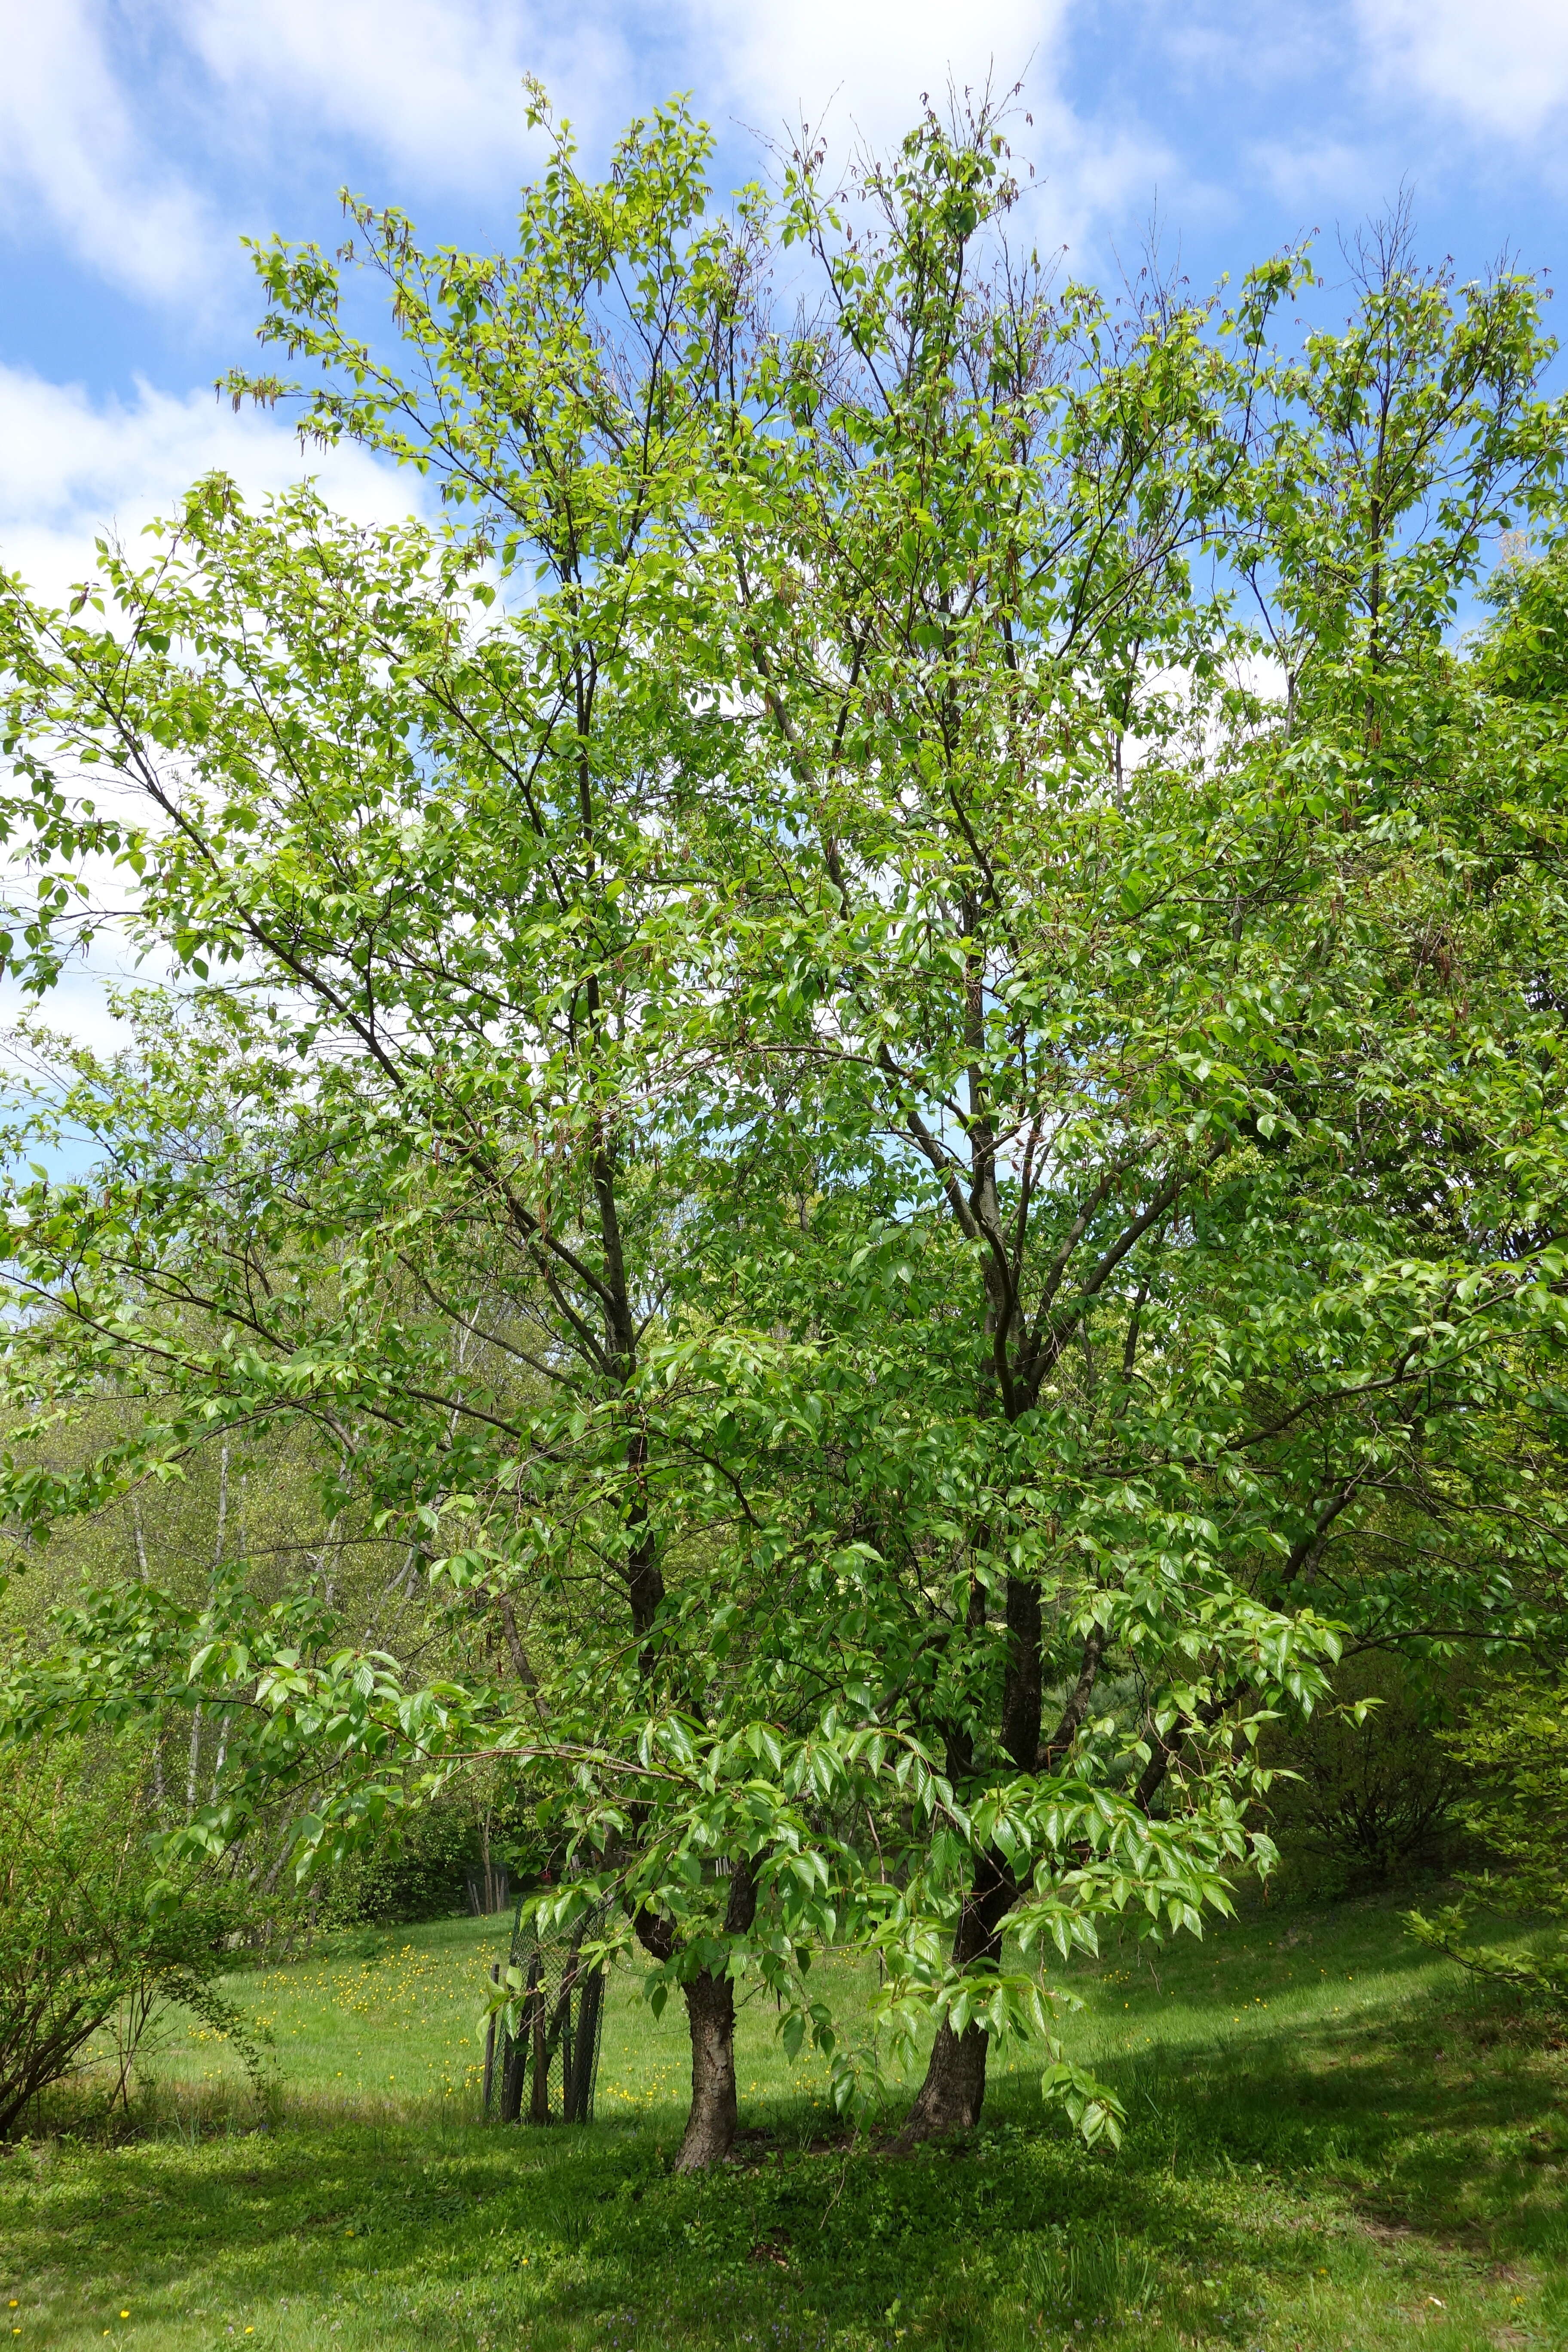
683 0 1174 272
0 0 212 300
693 0 1055 149
1245 136 1387 226
0 0 1175 309
6 0 1568 330
1355 0 1568 143
180 0 618 186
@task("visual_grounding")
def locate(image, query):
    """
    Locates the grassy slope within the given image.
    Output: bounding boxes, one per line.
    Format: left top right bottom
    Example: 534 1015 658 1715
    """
1 1897 1565 2352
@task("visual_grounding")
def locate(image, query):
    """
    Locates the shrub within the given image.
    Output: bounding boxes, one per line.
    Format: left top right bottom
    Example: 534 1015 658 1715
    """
1263 1651 1469 1896
322 1784 555 1927
0 1734 251 2136
1407 1669 1568 2009
1443 1669 1568 1915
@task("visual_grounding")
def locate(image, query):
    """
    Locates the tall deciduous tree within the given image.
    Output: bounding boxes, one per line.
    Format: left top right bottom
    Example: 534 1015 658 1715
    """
3 91 1568 2174
680 107 1568 2136
0 98 799 2169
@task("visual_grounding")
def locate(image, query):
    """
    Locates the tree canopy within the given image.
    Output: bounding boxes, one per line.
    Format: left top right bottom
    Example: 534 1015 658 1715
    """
3 91 1568 2167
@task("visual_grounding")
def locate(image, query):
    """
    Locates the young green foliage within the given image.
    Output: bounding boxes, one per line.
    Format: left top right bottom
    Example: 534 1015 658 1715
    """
2 89 1568 2175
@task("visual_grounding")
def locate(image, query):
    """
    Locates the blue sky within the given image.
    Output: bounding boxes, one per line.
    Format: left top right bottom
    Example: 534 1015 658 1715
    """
2 0 1566 607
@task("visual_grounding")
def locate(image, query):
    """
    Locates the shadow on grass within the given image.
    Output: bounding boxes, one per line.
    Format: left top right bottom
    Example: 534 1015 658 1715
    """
6 1948 1567 2351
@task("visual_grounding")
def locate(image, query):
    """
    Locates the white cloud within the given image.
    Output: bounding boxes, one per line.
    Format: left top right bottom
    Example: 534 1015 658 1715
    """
186 0 1075 186
1157 10 1331 94
1246 136 1386 222
684 0 1171 265
0 366 425 609
696 0 1055 148
180 0 612 185
1356 0 1568 142
0 0 621 304
0 0 1170 309
0 0 212 299
5 0 1568 334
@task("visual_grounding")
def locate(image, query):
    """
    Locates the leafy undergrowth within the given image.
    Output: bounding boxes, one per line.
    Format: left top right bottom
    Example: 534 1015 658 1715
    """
2 1896 1565 2351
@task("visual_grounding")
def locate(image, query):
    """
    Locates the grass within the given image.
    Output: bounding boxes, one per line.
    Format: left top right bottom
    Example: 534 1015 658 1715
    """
2 1894 1566 2350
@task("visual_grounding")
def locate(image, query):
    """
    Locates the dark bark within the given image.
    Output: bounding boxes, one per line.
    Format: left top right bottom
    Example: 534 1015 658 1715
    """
942 1576 988 1780
632 1902 676 1968
619 1421 668 1668
527 1938 552 2126
529 1965 551 2123
999 1573 1043 1770
627 1525 664 1647
499 1954 533 2123
566 1967 603 2122
903 1565 1062 2144
897 2010 991 2141
902 1144 1206 2146
1133 1686 1235 1814
723 1852 760 1942
895 1849 1017 2147
495 1951 545 2123
1038 1624 1108 1767
1133 1727 1182 1816
557 1961 576 2116
499 2034 525 2122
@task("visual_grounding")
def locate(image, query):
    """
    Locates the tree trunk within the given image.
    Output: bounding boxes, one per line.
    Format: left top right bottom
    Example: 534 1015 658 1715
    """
638 1856 757 2172
897 1546 1045 2150
897 2013 991 2141
673 1966 739 2171
530 1980 550 2123
900 1624 1117 2146
896 1850 1017 2149
566 1968 603 2122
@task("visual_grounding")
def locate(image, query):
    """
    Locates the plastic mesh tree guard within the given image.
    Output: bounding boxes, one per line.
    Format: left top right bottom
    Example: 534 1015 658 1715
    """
482 1895 610 2125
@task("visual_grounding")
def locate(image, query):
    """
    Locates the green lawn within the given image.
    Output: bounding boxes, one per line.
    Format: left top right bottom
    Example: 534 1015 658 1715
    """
2 1896 1565 2351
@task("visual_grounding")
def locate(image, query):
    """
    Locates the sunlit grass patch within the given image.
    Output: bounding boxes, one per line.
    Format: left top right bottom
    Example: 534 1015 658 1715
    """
3 1893 1565 2350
